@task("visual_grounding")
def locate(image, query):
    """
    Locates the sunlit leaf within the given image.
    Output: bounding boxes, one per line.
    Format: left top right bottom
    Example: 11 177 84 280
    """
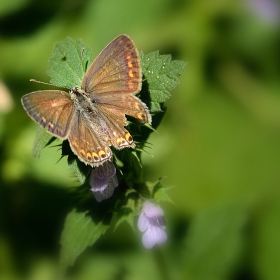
47 37 92 88
140 51 186 112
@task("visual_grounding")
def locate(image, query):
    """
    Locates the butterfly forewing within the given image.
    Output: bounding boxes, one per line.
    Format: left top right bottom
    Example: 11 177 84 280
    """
82 35 142 95
21 90 75 139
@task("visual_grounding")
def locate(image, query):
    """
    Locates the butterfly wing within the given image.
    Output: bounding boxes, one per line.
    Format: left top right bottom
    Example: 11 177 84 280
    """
82 34 142 95
89 105 135 149
81 34 151 150
68 110 112 167
21 90 75 139
94 94 151 124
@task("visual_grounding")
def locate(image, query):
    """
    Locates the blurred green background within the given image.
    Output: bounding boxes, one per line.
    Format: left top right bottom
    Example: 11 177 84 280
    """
1 0 280 279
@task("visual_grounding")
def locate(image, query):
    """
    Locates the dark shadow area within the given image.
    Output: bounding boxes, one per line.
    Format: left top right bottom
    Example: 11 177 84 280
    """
0 0 90 38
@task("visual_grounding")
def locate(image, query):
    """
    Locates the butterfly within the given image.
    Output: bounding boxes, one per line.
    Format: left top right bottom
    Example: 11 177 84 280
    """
21 34 151 167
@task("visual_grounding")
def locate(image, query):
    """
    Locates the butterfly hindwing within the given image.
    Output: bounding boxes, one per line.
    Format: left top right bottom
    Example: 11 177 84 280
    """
94 94 151 124
89 106 135 149
68 111 112 167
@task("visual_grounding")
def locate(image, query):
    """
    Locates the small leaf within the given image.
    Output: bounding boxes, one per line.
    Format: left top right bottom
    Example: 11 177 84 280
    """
67 154 90 185
150 101 162 112
115 191 140 230
115 205 135 230
140 51 186 112
60 209 110 274
47 37 92 88
153 182 173 203
32 126 56 158
129 151 144 183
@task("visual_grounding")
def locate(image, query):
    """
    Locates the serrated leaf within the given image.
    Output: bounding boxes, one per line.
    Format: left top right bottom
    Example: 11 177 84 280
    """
140 51 186 112
32 126 56 158
47 37 92 88
145 180 159 194
60 209 110 274
150 101 161 112
153 183 173 203
143 179 172 202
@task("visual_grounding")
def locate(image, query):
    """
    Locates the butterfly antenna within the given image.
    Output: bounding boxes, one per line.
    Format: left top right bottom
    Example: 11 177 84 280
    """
30 79 55 86
30 79 68 90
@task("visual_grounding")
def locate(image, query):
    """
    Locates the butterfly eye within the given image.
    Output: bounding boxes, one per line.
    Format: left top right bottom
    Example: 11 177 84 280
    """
91 97 101 104
86 107 93 114
70 87 81 97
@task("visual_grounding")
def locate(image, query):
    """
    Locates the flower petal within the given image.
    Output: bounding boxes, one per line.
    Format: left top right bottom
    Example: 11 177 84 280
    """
142 202 164 218
91 174 118 202
142 226 167 249
100 176 118 200
93 191 105 202
90 175 108 192
93 161 116 179
137 213 150 232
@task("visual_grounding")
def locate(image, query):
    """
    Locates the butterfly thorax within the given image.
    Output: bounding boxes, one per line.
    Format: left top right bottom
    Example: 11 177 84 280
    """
70 87 97 115
69 86 110 139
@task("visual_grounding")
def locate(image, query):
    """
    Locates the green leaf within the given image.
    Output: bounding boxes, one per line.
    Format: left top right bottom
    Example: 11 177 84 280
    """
130 151 142 175
253 198 280 280
115 188 142 230
47 37 92 88
142 179 172 202
140 51 186 112
150 101 161 112
67 154 91 185
60 209 110 274
153 181 173 203
32 126 56 158
183 203 247 280
115 203 135 230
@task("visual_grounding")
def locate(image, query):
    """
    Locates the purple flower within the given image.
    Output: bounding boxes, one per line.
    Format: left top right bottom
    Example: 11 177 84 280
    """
89 161 118 202
247 0 280 25
137 202 167 249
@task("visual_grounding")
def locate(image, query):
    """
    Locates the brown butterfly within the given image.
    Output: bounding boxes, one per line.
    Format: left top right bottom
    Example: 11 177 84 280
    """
21 34 151 167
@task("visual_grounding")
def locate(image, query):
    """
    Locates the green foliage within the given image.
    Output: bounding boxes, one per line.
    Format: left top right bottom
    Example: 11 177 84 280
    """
47 37 92 89
140 51 186 112
1 0 280 279
183 204 247 280
32 126 55 158
60 209 110 274
67 155 90 185
32 37 185 274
